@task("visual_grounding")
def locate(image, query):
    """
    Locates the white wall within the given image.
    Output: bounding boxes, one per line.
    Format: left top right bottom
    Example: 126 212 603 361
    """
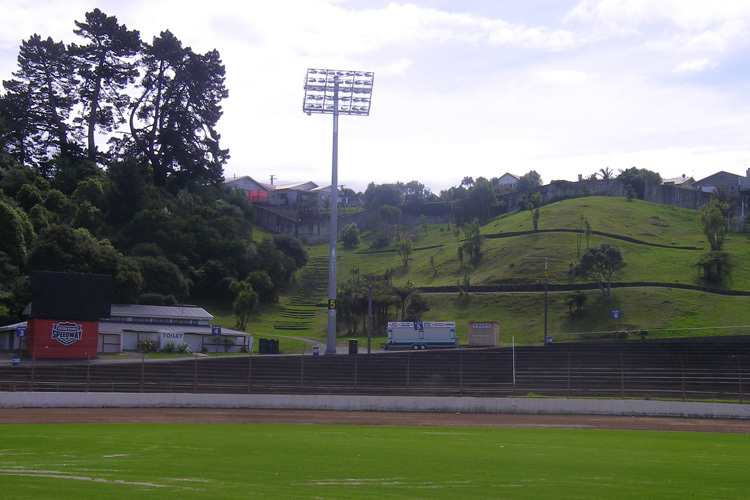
2 392 749 419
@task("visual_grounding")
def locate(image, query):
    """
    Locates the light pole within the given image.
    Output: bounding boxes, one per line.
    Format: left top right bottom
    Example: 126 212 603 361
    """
303 68 374 354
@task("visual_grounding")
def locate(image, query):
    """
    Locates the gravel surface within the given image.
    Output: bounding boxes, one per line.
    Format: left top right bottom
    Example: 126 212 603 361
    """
1 408 749 433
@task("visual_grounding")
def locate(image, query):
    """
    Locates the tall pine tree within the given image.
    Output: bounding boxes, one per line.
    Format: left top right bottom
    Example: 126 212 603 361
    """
72 8 141 163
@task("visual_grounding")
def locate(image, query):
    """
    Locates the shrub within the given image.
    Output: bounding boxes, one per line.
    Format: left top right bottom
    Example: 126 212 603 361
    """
138 338 157 352
370 230 392 249
177 343 190 353
340 223 360 248
162 341 175 353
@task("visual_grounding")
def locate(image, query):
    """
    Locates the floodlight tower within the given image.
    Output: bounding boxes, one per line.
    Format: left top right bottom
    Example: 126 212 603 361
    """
303 68 375 354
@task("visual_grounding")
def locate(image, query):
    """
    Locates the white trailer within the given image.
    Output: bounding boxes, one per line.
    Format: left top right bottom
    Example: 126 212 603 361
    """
386 321 457 350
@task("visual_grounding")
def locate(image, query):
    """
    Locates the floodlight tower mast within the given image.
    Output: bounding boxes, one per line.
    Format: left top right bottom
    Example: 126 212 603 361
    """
303 68 374 354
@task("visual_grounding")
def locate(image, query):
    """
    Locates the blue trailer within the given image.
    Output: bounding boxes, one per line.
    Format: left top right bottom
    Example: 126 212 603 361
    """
386 321 458 350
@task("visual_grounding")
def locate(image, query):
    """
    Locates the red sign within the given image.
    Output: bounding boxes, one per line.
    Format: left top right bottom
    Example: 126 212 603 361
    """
25 319 98 359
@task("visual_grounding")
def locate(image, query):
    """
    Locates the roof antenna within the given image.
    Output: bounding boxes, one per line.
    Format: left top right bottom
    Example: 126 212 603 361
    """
269 174 276 185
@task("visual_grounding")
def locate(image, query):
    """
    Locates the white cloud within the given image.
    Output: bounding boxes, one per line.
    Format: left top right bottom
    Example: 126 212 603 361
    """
674 58 716 74
2 1 750 193
379 58 413 76
566 0 750 54
565 0 750 29
534 69 597 85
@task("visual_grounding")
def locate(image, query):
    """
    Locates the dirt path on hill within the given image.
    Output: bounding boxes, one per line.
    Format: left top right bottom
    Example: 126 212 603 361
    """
0 408 748 433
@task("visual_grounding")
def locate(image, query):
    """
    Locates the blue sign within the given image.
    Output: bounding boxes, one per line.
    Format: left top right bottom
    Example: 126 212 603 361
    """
16 326 27 338
211 325 222 336
612 310 621 320
413 321 424 331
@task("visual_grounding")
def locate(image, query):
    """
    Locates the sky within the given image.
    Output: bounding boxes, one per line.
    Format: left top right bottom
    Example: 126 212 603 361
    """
2 0 750 194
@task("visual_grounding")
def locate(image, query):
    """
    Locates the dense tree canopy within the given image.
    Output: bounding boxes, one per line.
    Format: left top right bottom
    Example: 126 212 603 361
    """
363 181 433 208
0 10 307 324
126 30 229 187
442 177 504 225
1 9 228 189
617 167 661 200
515 170 542 195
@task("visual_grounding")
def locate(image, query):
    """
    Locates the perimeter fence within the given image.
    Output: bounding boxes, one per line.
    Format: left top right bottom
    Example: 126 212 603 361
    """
1 338 749 402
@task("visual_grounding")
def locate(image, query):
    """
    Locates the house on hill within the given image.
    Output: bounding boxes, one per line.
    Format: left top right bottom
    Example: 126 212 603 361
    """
225 176 344 244
495 173 519 190
224 176 326 209
662 175 695 190
693 170 750 195
224 175 361 210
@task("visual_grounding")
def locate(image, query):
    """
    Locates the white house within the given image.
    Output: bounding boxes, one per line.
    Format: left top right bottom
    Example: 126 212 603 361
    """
496 173 520 190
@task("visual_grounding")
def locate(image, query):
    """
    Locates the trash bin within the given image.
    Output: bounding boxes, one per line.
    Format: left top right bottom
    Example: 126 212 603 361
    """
348 339 358 355
312 346 320 356
11 355 20 366
259 338 279 354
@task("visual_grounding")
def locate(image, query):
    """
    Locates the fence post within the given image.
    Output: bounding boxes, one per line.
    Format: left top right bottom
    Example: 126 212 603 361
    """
406 350 410 391
566 353 571 399
194 353 198 394
679 355 685 402
459 349 463 396
247 351 253 394
300 348 305 394
512 337 516 396
86 353 91 393
620 353 624 400
737 356 743 404
30 351 35 392
140 352 145 393
354 351 358 395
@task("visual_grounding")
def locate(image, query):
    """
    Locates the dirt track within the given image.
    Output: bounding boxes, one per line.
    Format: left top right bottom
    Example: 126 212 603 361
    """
1 408 749 433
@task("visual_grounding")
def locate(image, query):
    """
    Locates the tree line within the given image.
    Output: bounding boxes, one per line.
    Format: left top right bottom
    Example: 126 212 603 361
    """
0 8 227 189
0 9 306 327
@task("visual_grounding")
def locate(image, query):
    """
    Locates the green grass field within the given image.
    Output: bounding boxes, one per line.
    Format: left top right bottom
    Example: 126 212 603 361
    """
1 423 748 499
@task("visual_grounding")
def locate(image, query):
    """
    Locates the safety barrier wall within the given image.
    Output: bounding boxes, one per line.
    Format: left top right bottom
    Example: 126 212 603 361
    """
2 392 749 419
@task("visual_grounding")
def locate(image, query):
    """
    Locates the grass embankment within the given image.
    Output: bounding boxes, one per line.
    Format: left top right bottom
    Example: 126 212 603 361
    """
345 197 745 289
206 197 750 350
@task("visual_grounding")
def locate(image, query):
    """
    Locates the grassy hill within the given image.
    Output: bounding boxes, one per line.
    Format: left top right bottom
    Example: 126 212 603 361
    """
344 197 746 289
210 196 750 349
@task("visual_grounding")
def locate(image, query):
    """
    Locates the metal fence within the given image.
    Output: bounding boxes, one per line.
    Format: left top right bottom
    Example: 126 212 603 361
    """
1 348 747 402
